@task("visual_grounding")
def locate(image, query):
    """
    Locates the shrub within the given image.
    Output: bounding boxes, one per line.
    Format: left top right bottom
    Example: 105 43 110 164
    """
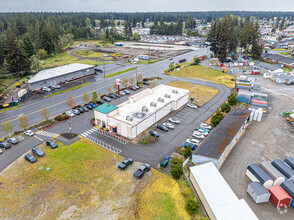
183 146 192 158
171 158 183 179
185 197 200 215
211 111 224 127
140 139 150 145
228 92 238 106
171 157 183 167
221 102 231 113
55 115 62 121
62 114 69 120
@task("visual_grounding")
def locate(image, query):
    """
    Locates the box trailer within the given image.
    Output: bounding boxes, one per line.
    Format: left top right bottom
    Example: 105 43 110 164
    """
247 182 271 204
272 159 294 179
246 163 273 189
268 185 292 208
260 161 285 186
281 180 294 208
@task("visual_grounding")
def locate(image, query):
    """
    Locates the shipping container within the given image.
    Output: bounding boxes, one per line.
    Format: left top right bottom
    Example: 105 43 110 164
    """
247 182 271 204
272 159 294 179
281 180 294 208
260 161 285 186
284 157 294 170
246 163 273 189
269 185 292 208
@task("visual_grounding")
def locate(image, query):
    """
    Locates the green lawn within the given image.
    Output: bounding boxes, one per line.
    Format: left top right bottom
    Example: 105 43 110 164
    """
74 50 106 59
272 48 287 51
280 52 291 56
104 67 136 78
168 65 235 88
44 82 90 98
41 51 78 68
77 60 111 66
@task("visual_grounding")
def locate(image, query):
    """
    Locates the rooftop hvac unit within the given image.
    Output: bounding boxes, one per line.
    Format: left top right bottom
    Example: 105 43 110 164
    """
165 94 171 98
150 102 157 107
126 115 133 122
172 89 178 94
158 98 164 102
142 106 149 112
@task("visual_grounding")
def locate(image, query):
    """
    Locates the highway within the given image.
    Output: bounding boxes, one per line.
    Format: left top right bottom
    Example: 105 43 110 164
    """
0 48 209 138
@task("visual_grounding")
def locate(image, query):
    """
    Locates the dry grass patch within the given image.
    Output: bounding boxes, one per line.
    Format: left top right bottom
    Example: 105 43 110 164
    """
167 81 219 106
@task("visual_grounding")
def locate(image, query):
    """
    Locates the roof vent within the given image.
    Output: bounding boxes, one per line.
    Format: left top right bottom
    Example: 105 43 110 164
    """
172 89 178 94
158 98 164 102
165 94 171 98
142 106 149 112
126 115 133 121
150 102 157 107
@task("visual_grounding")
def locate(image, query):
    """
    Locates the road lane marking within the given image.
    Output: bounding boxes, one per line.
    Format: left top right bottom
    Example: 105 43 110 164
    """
34 135 43 141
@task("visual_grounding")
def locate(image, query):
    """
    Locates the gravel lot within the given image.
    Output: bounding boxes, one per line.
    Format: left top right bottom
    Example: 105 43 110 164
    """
220 74 294 219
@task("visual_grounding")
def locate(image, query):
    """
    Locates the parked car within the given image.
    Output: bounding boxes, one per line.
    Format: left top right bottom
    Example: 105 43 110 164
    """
7 137 19 144
200 123 212 130
169 57 173 60
134 85 140 90
25 154 37 163
46 140 58 149
196 127 210 133
187 102 197 109
24 130 34 136
182 142 197 150
85 104 93 110
118 158 133 170
123 89 130 95
157 125 169 132
114 94 120 98
96 100 104 105
77 107 85 113
192 132 205 139
72 109 80 115
129 86 137 91
169 117 181 124
160 154 170 168
149 130 159 137
133 164 150 179
286 81 294 85
119 91 126 96
66 110 75 117
0 149 2 154
42 86 51 92
163 122 175 129
52 84 61 89
0 142 10 149
82 106 89 112
195 128 208 136
186 138 200 146
32 147 45 157
103 96 111 102
143 81 150 85
88 102 97 108
109 94 117 99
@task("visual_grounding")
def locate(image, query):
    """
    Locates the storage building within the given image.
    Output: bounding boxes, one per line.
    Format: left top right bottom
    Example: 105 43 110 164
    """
272 159 294 179
284 157 294 170
189 163 258 220
28 63 95 91
246 163 273 189
259 161 285 186
247 182 271 204
94 84 189 139
268 185 292 208
281 180 294 208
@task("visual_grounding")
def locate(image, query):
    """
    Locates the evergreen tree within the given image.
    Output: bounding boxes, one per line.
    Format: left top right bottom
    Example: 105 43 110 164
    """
160 16 164 26
85 17 92 28
217 16 230 62
207 20 219 54
23 34 35 57
0 34 4 66
100 15 106 28
279 17 285 30
13 14 27 38
176 15 183 35
142 14 145 28
38 20 55 55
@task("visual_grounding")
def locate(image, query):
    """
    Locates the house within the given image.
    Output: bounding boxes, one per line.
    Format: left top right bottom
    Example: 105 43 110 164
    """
247 182 271 204
279 57 294 68
261 53 285 64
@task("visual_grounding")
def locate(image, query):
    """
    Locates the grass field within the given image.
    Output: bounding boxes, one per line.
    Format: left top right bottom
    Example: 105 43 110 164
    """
167 81 219 106
44 82 90 98
72 40 113 47
74 50 106 59
41 51 78 68
169 65 235 88
0 139 193 219
104 67 136 78
280 52 291 56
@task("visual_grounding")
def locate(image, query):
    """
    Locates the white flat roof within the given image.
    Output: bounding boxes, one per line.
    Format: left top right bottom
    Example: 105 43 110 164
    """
190 163 258 220
28 63 94 84
110 84 189 126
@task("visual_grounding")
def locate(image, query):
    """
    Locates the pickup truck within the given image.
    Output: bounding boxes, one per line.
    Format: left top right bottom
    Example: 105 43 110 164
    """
133 164 150 179
118 158 133 170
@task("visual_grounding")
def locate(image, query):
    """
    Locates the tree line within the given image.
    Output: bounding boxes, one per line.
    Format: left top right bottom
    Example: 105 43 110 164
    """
207 15 263 62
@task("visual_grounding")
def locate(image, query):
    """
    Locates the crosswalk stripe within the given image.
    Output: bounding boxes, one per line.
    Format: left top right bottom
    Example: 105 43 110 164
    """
34 135 43 141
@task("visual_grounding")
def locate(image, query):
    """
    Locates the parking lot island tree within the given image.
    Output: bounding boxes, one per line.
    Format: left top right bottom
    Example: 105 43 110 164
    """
66 96 76 109
2 121 13 136
82 92 90 104
107 87 112 94
91 91 98 103
137 73 143 84
122 78 128 88
41 108 49 121
113 82 118 91
149 80 157 88
18 115 29 129
97 92 102 99
129 77 135 86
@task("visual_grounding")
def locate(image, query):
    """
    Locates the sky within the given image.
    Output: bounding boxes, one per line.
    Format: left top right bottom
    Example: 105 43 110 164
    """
0 0 294 12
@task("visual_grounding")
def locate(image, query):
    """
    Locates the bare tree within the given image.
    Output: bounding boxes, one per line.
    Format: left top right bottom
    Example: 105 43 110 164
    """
19 116 29 129
2 121 13 135
129 77 135 85
41 108 49 121
137 73 143 83
98 92 102 99
122 78 128 88
66 96 76 109
107 87 112 94
82 92 90 103
149 80 157 88
113 82 118 91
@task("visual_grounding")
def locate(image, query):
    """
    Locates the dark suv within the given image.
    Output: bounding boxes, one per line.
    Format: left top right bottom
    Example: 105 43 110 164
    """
118 158 133 170
133 164 150 179
32 147 45 157
25 154 37 163
0 142 10 149
46 140 58 149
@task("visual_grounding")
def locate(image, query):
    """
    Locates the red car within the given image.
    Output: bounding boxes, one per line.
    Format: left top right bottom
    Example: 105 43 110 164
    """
129 86 137 91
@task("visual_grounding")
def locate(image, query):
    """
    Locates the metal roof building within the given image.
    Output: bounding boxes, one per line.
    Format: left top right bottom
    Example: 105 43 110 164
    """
28 63 95 91
189 163 258 220
193 109 251 169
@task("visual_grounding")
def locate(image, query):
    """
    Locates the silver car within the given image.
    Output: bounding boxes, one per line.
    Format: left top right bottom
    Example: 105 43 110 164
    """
192 132 205 139
196 128 208 136
163 122 175 129
186 138 200 146
169 117 181 124
24 130 34 136
200 123 212 130
187 102 197 109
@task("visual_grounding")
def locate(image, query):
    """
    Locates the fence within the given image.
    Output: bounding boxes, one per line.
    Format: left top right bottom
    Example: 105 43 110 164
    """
95 127 129 145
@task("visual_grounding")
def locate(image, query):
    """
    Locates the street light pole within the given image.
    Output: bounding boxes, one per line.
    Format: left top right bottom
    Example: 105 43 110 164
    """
103 62 106 78
68 119 72 133
135 67 138 85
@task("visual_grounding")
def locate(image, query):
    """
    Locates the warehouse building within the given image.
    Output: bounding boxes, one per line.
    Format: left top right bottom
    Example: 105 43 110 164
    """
193 108 252 169
28 63 95 91
94 84 189 139
189 163 258 220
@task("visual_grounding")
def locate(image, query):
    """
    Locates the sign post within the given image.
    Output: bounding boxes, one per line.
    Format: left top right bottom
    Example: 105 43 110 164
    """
116 79 121 95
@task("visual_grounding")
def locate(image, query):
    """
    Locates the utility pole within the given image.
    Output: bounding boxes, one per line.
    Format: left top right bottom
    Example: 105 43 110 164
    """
135 67 138 85
49 91 56 116
68 119 72 133
103 62 106 78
